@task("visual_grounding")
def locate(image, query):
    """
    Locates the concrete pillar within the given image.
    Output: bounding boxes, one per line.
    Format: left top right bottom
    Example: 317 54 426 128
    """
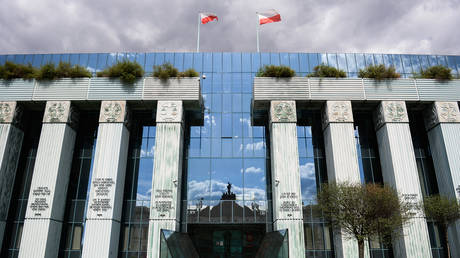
268 100 305 257
82 101 130 258
374 101 432 258
147 101 184 258
19 101 78 258
322 101 364 258
424 101 460 258
0 102 24 251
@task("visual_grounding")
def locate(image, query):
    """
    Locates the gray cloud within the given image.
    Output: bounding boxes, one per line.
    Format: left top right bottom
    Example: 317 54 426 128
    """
0 0 459 54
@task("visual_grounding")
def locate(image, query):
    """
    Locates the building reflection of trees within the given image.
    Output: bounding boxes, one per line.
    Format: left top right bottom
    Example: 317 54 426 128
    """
187 183 268 224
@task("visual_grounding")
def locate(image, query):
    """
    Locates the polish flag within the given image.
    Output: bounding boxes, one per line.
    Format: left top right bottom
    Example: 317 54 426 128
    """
200 13 218 24
257 9 281 25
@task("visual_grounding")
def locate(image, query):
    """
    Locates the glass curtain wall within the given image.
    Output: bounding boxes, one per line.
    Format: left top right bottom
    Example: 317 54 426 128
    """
409 112 445 258
297 111 333 258
354 112 391 258
59 112 98 258
119 112 156 258
0 111 43 258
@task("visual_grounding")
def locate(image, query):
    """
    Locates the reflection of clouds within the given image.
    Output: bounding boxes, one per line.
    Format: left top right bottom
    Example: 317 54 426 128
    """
300 162 315 180
188 179 266 200
204 114 216 126
245 141 264 151
244 166 262 174
260 176 265 182
140 145 155 157
301 183 317 202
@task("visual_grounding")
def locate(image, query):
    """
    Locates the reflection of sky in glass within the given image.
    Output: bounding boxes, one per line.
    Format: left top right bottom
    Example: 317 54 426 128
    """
298 126 317 202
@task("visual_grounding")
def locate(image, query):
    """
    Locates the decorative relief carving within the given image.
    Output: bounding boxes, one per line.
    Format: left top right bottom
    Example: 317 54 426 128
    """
99 101 129 126
156 101 183 123
0 102 22 125
322 101 353 129
374 101 408 130
46 102 67 122
424 102 460 130
270 101 296 123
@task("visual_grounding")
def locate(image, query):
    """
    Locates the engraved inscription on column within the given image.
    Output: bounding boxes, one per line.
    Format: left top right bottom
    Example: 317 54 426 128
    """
89 178 115 216
279 192 300 218
402 193 419 216
153 189 174 218
30 186 51 217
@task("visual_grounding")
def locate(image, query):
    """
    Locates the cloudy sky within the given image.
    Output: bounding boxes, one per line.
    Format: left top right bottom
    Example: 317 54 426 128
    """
1 0 459 54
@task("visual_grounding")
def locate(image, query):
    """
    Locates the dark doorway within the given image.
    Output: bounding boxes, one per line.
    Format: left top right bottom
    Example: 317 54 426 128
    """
187 224 266 258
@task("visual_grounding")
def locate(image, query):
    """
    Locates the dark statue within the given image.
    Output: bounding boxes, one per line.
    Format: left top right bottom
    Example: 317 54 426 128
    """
221 182 236 200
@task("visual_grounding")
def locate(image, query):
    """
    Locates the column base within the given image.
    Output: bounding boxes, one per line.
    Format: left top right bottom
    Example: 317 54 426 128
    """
392 217 432 258
82 219 120 258
273 219 305 258
18 219 62 258
147 219 180 258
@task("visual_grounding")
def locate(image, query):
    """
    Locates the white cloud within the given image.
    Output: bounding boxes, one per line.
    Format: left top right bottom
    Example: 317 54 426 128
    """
244 166 262 174
188 179 266 201
140 145 155 158
245 141 265 151
1 0 459 54
300 162 315 180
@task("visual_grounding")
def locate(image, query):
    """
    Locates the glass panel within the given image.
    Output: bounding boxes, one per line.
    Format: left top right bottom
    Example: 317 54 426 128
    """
223 52 231 72
174 53 184 71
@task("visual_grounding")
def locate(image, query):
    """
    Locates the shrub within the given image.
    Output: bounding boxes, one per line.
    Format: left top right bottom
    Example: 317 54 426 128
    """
307 64 346 78
416 65 453 80
35 63 58 80
56 62 92 78
358 64 400 80
179 68 199 78
256 65 296 78
0 61 37 80
153 63 179 80
97 60 144 84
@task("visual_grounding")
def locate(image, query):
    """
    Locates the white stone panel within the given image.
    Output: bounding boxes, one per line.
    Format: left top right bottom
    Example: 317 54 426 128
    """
19 118 77 258
376 123 432 258
269 100 305 258
82 122 129 258
322 100 362 258
148 101 184 258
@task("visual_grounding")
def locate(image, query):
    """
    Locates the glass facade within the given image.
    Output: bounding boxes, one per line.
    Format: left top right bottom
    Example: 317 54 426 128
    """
1 52 460 257
59 112 98 258
119 112 156 258
1 111 43 258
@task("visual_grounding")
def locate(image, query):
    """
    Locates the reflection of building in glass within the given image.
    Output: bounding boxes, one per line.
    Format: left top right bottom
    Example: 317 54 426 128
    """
0 52 459 258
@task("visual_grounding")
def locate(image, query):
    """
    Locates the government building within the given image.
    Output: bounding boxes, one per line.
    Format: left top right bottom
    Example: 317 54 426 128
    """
0 52 459 258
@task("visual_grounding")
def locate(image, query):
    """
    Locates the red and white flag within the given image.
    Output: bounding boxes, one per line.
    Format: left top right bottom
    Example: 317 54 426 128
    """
200 13 218 24
257 9 281 25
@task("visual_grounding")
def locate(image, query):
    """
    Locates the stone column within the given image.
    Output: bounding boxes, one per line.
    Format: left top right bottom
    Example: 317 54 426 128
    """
0 102 24 250
268 100 305 257
374 101 432 258
147 101 184 258
424 101 460 258
322 101 363 258
19 101 78 258
82 101 130 258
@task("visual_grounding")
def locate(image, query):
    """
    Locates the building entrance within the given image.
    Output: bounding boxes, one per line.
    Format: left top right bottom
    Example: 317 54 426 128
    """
187 224 266 258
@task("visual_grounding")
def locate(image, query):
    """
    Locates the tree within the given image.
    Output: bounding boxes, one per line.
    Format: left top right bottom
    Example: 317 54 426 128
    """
317 182 413 258
421 195 460 258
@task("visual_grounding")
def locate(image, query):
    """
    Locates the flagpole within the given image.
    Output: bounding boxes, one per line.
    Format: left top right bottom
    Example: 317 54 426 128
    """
197 13 201 52
256 13 260 52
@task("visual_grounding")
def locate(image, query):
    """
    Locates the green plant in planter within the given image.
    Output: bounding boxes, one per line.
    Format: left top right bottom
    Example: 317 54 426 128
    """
178 68 199 78
415 65 453 80
0 61 37 80
35 63 58 80
55 62 92 78
256 65 296 77
307 64 346 78
97 60 144 84
358 64 400 80
153 63 179 80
